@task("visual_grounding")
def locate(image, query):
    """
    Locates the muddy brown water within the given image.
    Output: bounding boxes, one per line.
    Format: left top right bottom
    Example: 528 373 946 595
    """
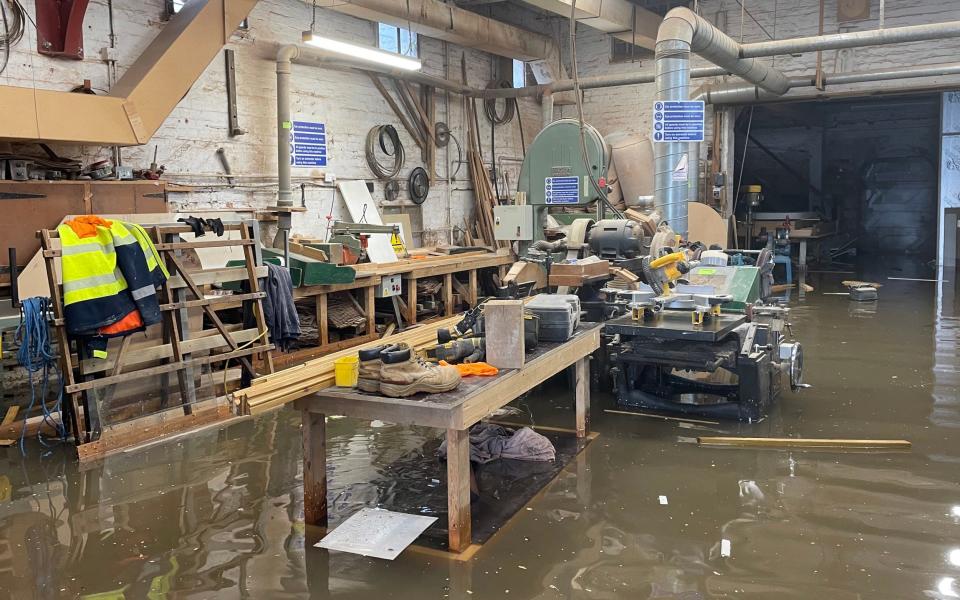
2 264 960 599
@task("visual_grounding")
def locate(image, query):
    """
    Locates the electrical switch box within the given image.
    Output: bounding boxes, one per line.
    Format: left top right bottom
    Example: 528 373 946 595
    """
494 205 534 241
375 274 402 298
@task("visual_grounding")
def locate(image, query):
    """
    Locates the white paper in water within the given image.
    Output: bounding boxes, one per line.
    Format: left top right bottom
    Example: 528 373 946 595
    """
315 508 438 560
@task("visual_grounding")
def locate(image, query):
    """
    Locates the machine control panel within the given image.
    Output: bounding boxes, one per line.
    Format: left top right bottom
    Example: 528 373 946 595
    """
493 205 534 241
375 274 402 298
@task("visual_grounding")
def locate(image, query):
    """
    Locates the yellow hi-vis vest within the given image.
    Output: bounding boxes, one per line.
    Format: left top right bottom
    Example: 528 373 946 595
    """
57 219 168 337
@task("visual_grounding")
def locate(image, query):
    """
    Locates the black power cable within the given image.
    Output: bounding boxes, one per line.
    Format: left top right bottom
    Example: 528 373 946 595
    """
569 0 622 219
0 0 26 76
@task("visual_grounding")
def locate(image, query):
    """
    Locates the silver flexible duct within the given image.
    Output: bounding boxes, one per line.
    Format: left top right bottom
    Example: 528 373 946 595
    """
654 8 791 238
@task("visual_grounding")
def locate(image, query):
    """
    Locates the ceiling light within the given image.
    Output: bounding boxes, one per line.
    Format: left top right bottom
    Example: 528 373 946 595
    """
302 32 421 71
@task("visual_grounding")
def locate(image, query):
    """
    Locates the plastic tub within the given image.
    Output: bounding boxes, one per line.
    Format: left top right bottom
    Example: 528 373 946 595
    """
333 356 359 387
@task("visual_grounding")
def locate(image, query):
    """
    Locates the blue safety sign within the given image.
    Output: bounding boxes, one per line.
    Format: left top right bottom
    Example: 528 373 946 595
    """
652 101 705 143
545 176 581 205
291 120 328 167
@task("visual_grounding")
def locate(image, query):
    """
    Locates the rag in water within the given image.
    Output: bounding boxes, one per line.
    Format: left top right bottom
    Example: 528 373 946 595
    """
438 423 555 464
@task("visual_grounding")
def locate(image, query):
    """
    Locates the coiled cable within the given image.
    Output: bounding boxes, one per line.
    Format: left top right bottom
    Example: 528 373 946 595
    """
365 124 404 179
483 80 516 125
15 297 66 453
0 0 26 76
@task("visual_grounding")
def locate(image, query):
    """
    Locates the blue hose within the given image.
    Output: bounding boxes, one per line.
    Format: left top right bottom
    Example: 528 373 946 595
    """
14 297 66 454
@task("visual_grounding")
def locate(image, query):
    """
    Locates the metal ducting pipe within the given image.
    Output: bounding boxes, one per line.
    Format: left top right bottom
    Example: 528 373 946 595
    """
654 7 791 238
276 44 301 261
476 66 729 99
739 20 960 58
694 61 960 104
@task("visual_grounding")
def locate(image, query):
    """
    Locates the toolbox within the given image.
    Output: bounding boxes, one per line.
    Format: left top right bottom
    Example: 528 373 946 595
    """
525 294 581 342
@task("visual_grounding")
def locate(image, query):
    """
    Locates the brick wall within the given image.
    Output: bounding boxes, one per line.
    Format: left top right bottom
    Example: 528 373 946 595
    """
0 0 542 246
558 0 960 177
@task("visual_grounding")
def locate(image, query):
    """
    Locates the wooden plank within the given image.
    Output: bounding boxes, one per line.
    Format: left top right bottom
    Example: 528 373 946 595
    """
40 228 83 443
289 241 329 262
575 357 590 439
303 410 328 527
268 333 381 371
78 328 261 375
1 406 19 427
502 260 547 290
407 277 418 324
446 427 472 553
468 270 478 306
317 294 330 346
369 74 424 149
696 437 912 450
444 273 454 316
76 403 232 462
293 277 381 298
365 286 376 335
155 239 254 251
167 265 268 290
483 300 525 369
456 326 601 428
65 344 273 394
159 291 265 311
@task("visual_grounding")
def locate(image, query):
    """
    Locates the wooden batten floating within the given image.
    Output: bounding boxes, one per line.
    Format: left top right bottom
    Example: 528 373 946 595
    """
697 437 912 450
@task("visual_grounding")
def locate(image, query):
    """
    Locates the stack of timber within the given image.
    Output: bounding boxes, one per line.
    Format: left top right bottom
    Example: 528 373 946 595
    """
233 314 463 415
462 58 508 251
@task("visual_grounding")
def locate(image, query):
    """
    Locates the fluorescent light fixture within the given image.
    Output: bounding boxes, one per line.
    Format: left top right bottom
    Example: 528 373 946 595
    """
302 31 421 71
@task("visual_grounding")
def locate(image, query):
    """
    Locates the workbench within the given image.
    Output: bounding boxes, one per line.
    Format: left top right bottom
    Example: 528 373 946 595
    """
295 322 602 554
278 252 514 368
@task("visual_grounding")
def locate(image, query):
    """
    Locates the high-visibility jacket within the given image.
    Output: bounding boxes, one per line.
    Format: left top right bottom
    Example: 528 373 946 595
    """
58 216 169 337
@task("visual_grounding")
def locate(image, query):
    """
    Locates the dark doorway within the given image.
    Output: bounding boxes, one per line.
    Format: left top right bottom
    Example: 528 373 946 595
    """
734 93 940 260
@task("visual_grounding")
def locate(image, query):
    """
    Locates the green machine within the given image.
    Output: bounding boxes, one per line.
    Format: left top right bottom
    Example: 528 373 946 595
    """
496 119 609 249
683 265 762 311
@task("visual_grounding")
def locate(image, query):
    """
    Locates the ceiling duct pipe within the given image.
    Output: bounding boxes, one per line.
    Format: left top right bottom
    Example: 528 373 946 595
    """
694 61 960 105
739 20 960 58
654 7 791 238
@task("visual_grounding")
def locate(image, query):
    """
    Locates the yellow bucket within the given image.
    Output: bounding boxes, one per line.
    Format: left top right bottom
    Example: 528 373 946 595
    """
333 356 359 387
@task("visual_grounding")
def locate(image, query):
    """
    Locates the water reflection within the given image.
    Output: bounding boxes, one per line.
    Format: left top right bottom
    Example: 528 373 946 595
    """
1 262 960 599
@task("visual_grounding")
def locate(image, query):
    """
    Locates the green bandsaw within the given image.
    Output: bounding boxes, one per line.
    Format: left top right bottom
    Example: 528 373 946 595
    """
501 119 610 249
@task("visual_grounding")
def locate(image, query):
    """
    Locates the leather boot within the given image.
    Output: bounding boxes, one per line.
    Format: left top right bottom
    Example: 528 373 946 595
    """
379 345 461 398
357 345 388 392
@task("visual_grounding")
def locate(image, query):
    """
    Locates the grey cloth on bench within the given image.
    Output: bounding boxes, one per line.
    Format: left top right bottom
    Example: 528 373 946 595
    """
438 423 556 464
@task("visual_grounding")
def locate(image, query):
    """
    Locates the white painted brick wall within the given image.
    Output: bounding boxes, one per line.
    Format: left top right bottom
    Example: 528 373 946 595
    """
559 0 960 171
1 1 542 246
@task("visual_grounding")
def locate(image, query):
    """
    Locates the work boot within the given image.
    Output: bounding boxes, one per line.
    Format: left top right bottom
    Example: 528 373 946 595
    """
379 345 461 398
357 345 390 392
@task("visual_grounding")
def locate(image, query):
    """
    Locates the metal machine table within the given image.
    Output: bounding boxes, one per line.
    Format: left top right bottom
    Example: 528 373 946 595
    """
295 322 602 553
604 312 747 342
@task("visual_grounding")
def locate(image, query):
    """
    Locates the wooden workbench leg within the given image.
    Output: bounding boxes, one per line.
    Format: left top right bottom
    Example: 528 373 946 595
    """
468 270 478 307
444 273 454 316
365 286 376 335
575 357 590 439
316 294 329 346
303 410 328 527
407 277 418 324
446 428 472 553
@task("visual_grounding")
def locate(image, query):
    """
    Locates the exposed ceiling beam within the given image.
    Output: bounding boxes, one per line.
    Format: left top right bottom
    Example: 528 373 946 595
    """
315 0 558 61
515 0 661 50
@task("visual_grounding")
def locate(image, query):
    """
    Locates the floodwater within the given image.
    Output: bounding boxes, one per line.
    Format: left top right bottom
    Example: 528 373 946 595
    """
2 260 960 599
